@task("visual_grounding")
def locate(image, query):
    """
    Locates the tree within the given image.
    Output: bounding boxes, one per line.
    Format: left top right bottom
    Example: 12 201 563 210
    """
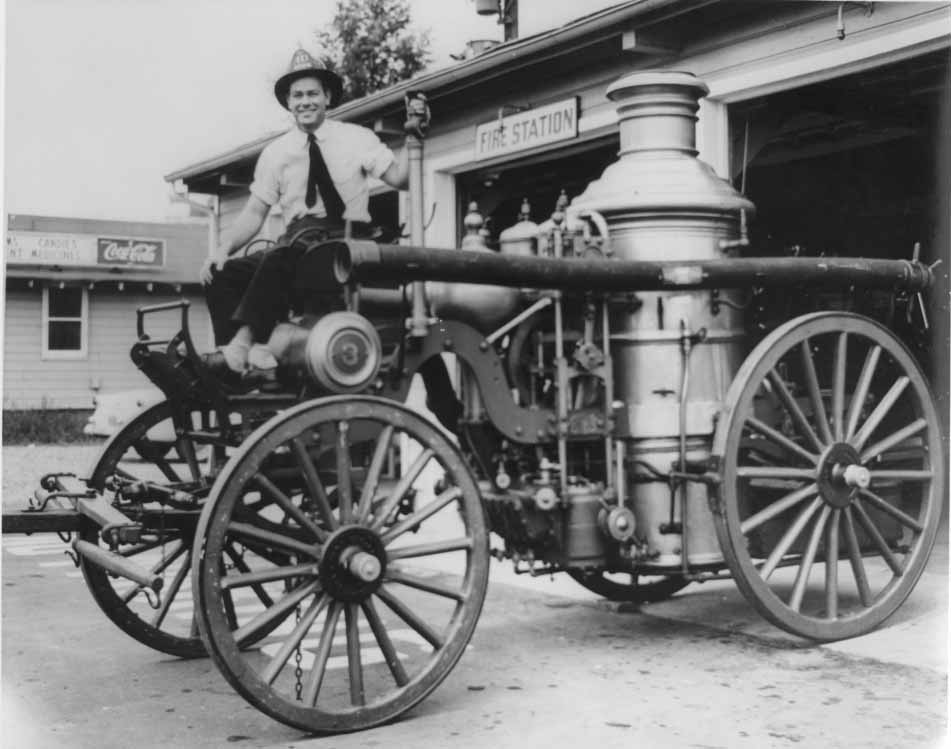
315 0 432 103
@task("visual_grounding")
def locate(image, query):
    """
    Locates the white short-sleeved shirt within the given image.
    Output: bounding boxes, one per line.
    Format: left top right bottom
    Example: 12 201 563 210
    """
250 119 395 224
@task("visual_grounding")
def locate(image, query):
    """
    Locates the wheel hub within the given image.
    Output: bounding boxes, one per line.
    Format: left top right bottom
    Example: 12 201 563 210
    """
318 525 387 601
817 443 866 508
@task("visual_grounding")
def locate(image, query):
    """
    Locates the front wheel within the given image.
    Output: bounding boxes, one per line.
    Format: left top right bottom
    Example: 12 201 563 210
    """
193 396 489 733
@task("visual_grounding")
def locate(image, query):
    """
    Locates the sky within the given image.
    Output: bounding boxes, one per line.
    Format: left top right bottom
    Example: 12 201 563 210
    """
3 0 504 222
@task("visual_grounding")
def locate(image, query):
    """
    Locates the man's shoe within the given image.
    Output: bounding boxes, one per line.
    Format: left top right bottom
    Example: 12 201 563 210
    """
242 365 281 392
248 343 279 369
201 350 251 392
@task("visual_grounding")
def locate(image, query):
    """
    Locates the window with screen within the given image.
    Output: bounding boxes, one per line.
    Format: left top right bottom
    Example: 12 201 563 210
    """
43 286 87 358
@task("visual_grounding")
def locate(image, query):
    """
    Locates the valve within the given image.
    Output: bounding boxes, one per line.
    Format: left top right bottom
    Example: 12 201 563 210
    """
495 463 512 490
599 506 636 542
533 486 558 511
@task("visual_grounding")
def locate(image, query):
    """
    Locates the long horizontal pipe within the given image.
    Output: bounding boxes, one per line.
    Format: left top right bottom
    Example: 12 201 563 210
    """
334 241 933 292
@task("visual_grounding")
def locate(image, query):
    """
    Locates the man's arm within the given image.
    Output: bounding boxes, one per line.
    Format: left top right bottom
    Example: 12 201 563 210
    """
199 195 271 284
378 93 429 191
379 147 410 190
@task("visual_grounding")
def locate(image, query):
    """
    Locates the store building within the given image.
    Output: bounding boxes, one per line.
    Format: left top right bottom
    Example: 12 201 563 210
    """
165 0 950 414
4 214 212 410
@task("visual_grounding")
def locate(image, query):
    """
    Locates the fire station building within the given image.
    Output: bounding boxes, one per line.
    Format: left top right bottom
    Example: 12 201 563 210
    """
3 214 211 409
166 0 949 409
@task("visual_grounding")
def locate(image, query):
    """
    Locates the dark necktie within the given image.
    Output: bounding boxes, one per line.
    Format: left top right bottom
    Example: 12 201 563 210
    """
305 133 346 222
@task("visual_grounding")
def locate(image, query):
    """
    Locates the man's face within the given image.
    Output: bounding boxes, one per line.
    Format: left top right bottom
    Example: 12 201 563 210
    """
288 77 329 130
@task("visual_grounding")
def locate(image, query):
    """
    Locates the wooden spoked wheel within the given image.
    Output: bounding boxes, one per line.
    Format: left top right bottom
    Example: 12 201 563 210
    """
192 396 489 734
567 570 689 603
713 312 943 641
83 401 231 658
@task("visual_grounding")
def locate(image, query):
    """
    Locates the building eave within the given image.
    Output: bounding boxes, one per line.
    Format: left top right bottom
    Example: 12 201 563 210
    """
165 0 708 186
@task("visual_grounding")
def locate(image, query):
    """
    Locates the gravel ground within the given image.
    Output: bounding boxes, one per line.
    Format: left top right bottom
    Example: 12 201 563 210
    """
2 444 105 514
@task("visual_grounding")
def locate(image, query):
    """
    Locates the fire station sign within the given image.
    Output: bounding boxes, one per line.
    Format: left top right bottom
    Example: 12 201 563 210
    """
6 231 165 268
474 98 578 161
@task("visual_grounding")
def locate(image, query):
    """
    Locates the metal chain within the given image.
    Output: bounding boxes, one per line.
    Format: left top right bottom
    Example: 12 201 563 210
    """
293 602 304 701
292 547 304 701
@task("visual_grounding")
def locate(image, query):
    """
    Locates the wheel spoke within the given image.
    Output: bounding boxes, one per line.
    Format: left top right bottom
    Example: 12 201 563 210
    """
112 465 142 483
303 601 343 706
746 417 819 465
345 603 365 706
824 509 841 620
845 344 882 441
385 568 465 601
758 496 823 580
362 596 409 686
253 473 327 541
233 579 321 647
376 585 444 649
842 507 873 607
221 561 320 591
831 332 848 441
800 340 833 445
788 504 831 612
766 370 824 453
223 544 276 608
860 419 928 464
336 421 354 524
226 521 320 558
867 469 933 482
261 594 329 685
387 536 474 560
151 551 192 628
370 448 435 532
850 376 910 450
291 437 338 531
852 502 904 576
736 466 815 481
356 425 395 524
740 483 818 535
231 537 295 569
858 489 924 533
382 487 462 544
176 434 202 482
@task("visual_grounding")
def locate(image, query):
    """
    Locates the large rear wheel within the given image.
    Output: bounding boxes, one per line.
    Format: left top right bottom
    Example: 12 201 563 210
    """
713 312 943 641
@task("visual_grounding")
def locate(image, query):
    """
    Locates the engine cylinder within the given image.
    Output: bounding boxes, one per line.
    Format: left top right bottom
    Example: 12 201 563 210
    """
269 312 382 393
571 70 754 568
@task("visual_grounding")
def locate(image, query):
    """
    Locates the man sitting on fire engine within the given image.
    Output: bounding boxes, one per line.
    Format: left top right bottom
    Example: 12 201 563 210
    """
199 50 461 430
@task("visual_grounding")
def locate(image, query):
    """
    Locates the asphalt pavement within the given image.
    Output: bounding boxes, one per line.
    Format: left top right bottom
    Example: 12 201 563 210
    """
1 445 948 748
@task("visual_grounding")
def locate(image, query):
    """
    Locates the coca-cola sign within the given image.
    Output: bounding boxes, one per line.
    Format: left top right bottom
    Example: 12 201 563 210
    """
97 237 165 267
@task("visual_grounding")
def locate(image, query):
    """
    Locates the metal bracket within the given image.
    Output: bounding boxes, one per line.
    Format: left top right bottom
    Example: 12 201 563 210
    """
141 587 162 610
836 2 874 41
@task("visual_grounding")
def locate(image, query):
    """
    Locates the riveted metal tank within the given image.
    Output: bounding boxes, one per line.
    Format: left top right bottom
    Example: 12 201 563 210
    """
571 70 754 567
427 201 522 332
